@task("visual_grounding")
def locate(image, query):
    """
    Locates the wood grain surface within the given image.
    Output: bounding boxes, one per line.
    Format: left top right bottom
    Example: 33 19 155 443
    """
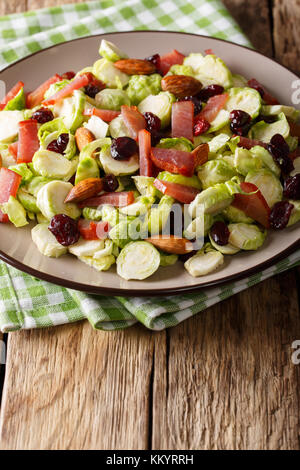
0 0 300 451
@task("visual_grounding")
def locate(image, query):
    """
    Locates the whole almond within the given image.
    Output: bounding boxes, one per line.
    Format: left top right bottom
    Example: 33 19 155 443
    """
161 75 202 98
75 127 95 152
64 178 103 204
146 235 194 255
114 59 156 75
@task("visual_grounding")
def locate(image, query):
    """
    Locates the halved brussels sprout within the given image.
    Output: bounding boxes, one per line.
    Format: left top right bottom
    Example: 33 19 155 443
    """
4 87 25 110
132 175 159 198
184 53 233 88
167 64 194 76
208 109 230 133
208 133 230 157
93 58 130 88
287 201 300 227
184 243 224 277
234 147 262 176
27 176 52 197
225 87 262 119
116 241 160 280
32 223 67 258
93 239 115 260
148 195 174 235
36 213 49 224
32 149 76 180
245 169 283 208
158 171 201 189
95 88 130 111
69 239 105 257
232 73 248 88
99 145 139 176
38 117 67 145
36 181 81 220
222 205 254 224
261 104 300 122
8 163 33 185
290 157 300 177
197 160 236 189
0 143 17 167
249 145 280 177
138 91 176 128
75 156 100 185
228 223 266 250
84 115 109 139
82 207 102 221
0 111 24 143
286 135 298 152
0 195 28 227
248 112 290 142
209 234 240 254
109 219 133 248
79 254 115 272
157 137 194 152
189 183 233 217
79 137 111 161
54 90 85 132
160 253 178 266
183 212 214 239
17 188 40 213
101 204 122 227
119 196 154 217
109 115 131 138
126 74 162 105
99 39 128 62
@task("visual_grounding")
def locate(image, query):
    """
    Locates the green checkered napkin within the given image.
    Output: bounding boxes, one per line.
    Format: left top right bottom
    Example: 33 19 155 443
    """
0 0 299 332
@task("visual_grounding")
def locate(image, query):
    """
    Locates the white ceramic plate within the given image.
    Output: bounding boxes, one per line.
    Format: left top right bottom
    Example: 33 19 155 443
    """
0 31 299 296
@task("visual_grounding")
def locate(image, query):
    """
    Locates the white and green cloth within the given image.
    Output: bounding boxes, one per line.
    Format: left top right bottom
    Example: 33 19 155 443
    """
0 0 299 332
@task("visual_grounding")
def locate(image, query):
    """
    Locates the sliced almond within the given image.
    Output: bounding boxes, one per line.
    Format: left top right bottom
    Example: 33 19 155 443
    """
75 127 95 152
64 178 103 204
161 75 202 98
146 235 194 255
114 59 156 75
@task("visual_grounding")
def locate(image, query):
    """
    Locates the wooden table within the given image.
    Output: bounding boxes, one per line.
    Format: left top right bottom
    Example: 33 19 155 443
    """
0 0 300 450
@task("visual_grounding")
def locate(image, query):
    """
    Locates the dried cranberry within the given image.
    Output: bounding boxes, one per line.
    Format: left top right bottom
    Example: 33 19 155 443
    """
61 71 75 80
150 131 162 146
180 96 202 115
194 117 210 136
267 133 294 174
210 221 230 246
256 114 278 124
249 81 265 98
111 137 138 160
84 84 101 98
283 174 300 200
269 201 294 229
31 107 54 124
197 84 224 102
49 214 80 246
143 112 161 133
145 53 161 72
229 109 251 136
102 174 119 192
47 133 69 154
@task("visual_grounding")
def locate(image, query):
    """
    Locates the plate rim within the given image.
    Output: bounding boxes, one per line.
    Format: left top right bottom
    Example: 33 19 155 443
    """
0 30 299 297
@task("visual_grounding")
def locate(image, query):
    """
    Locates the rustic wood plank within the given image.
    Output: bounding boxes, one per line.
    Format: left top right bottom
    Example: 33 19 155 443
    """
222 0 273 57
0 322 154 450
27 0 86 9
273 0 300 75
153 270 300 450
0 0 27 15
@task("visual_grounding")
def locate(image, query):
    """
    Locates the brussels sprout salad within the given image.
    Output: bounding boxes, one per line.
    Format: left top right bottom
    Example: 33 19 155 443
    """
0 39 299 281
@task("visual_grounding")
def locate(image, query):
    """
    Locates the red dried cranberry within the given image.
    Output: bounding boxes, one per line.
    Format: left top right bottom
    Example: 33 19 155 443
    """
49 214 80 246
143 112 161 133
197 84 224 102
229 109 251 136
61 71 75 80
47 133 69 154
194 117 210 136
249 81 265 98
267 133 294 174
111 137 138 160
145 53 161 72
150 131 162 146
256 114 278 124
269 201 294 229
84 84 101 98
283 174 300 200
210 221 230 246
31 107 54 124
180 96 202 115
102 174 119 192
